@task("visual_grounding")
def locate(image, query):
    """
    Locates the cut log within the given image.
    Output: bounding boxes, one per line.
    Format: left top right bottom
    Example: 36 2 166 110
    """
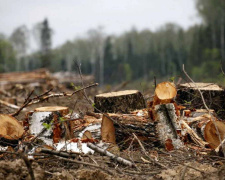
203 121 225 149
183 113 225 149
29 106 69 144
153 82 177 105
107 113 159 149
176 83 225 119
0 114 24 146
94 90 146 113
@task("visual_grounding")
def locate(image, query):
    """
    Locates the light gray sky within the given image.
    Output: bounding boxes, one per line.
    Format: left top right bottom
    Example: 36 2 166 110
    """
0 0 200 50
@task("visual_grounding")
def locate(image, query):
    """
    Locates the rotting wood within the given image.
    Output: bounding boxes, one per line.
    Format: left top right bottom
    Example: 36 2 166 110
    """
87 143 134 167
94 90 146 113
0 114 24 146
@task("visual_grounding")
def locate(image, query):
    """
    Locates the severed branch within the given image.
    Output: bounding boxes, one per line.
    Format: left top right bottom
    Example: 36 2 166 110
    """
28 83 98 106
0 99 25 110
11 90 35 116
11 83 98 117
87 143 134 167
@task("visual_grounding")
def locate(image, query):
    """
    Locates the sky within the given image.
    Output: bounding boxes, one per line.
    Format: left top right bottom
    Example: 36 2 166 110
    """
0 0 201 50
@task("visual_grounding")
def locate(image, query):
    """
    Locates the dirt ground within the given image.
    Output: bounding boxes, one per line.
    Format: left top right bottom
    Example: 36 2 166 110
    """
0 90 225 180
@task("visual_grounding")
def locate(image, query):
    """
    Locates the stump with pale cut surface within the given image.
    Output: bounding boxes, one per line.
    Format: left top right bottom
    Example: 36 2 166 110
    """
176 83 225 119
94 90 146 113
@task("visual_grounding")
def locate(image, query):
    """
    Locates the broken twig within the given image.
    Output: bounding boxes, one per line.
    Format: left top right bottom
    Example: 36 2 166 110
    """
87 143 134 167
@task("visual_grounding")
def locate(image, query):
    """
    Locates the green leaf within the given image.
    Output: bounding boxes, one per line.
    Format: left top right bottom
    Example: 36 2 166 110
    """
42 123 51 130
92 103 95 108
169 76 175 82
184 100 191 105
59 117 66 122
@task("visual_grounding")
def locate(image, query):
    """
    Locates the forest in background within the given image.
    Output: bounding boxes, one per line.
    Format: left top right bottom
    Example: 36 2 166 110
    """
0 0 225 87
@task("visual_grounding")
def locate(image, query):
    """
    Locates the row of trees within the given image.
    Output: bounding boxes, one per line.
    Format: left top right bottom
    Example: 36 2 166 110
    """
0 18 52 72
0 0 224 85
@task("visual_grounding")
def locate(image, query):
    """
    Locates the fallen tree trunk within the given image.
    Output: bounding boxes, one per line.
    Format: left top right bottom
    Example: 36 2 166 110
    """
0 114 24 146
107 113 159 149
94 90 146 113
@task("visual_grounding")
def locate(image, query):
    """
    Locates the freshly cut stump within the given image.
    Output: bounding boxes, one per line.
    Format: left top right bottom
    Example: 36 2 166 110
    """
176 83 225 119
0 114 24 146
153 82 177 105
94 90 146 113
29 106 69 144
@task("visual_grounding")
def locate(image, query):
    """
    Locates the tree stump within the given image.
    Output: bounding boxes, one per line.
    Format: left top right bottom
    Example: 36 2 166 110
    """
176 83 225 118
94 90 146 113
0 114 24 146
29 106 69 144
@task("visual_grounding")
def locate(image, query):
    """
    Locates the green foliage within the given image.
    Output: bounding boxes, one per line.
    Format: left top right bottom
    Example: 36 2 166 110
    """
2 0 224 86
0 38 16 72
42 122 51 130
169 76 175 82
